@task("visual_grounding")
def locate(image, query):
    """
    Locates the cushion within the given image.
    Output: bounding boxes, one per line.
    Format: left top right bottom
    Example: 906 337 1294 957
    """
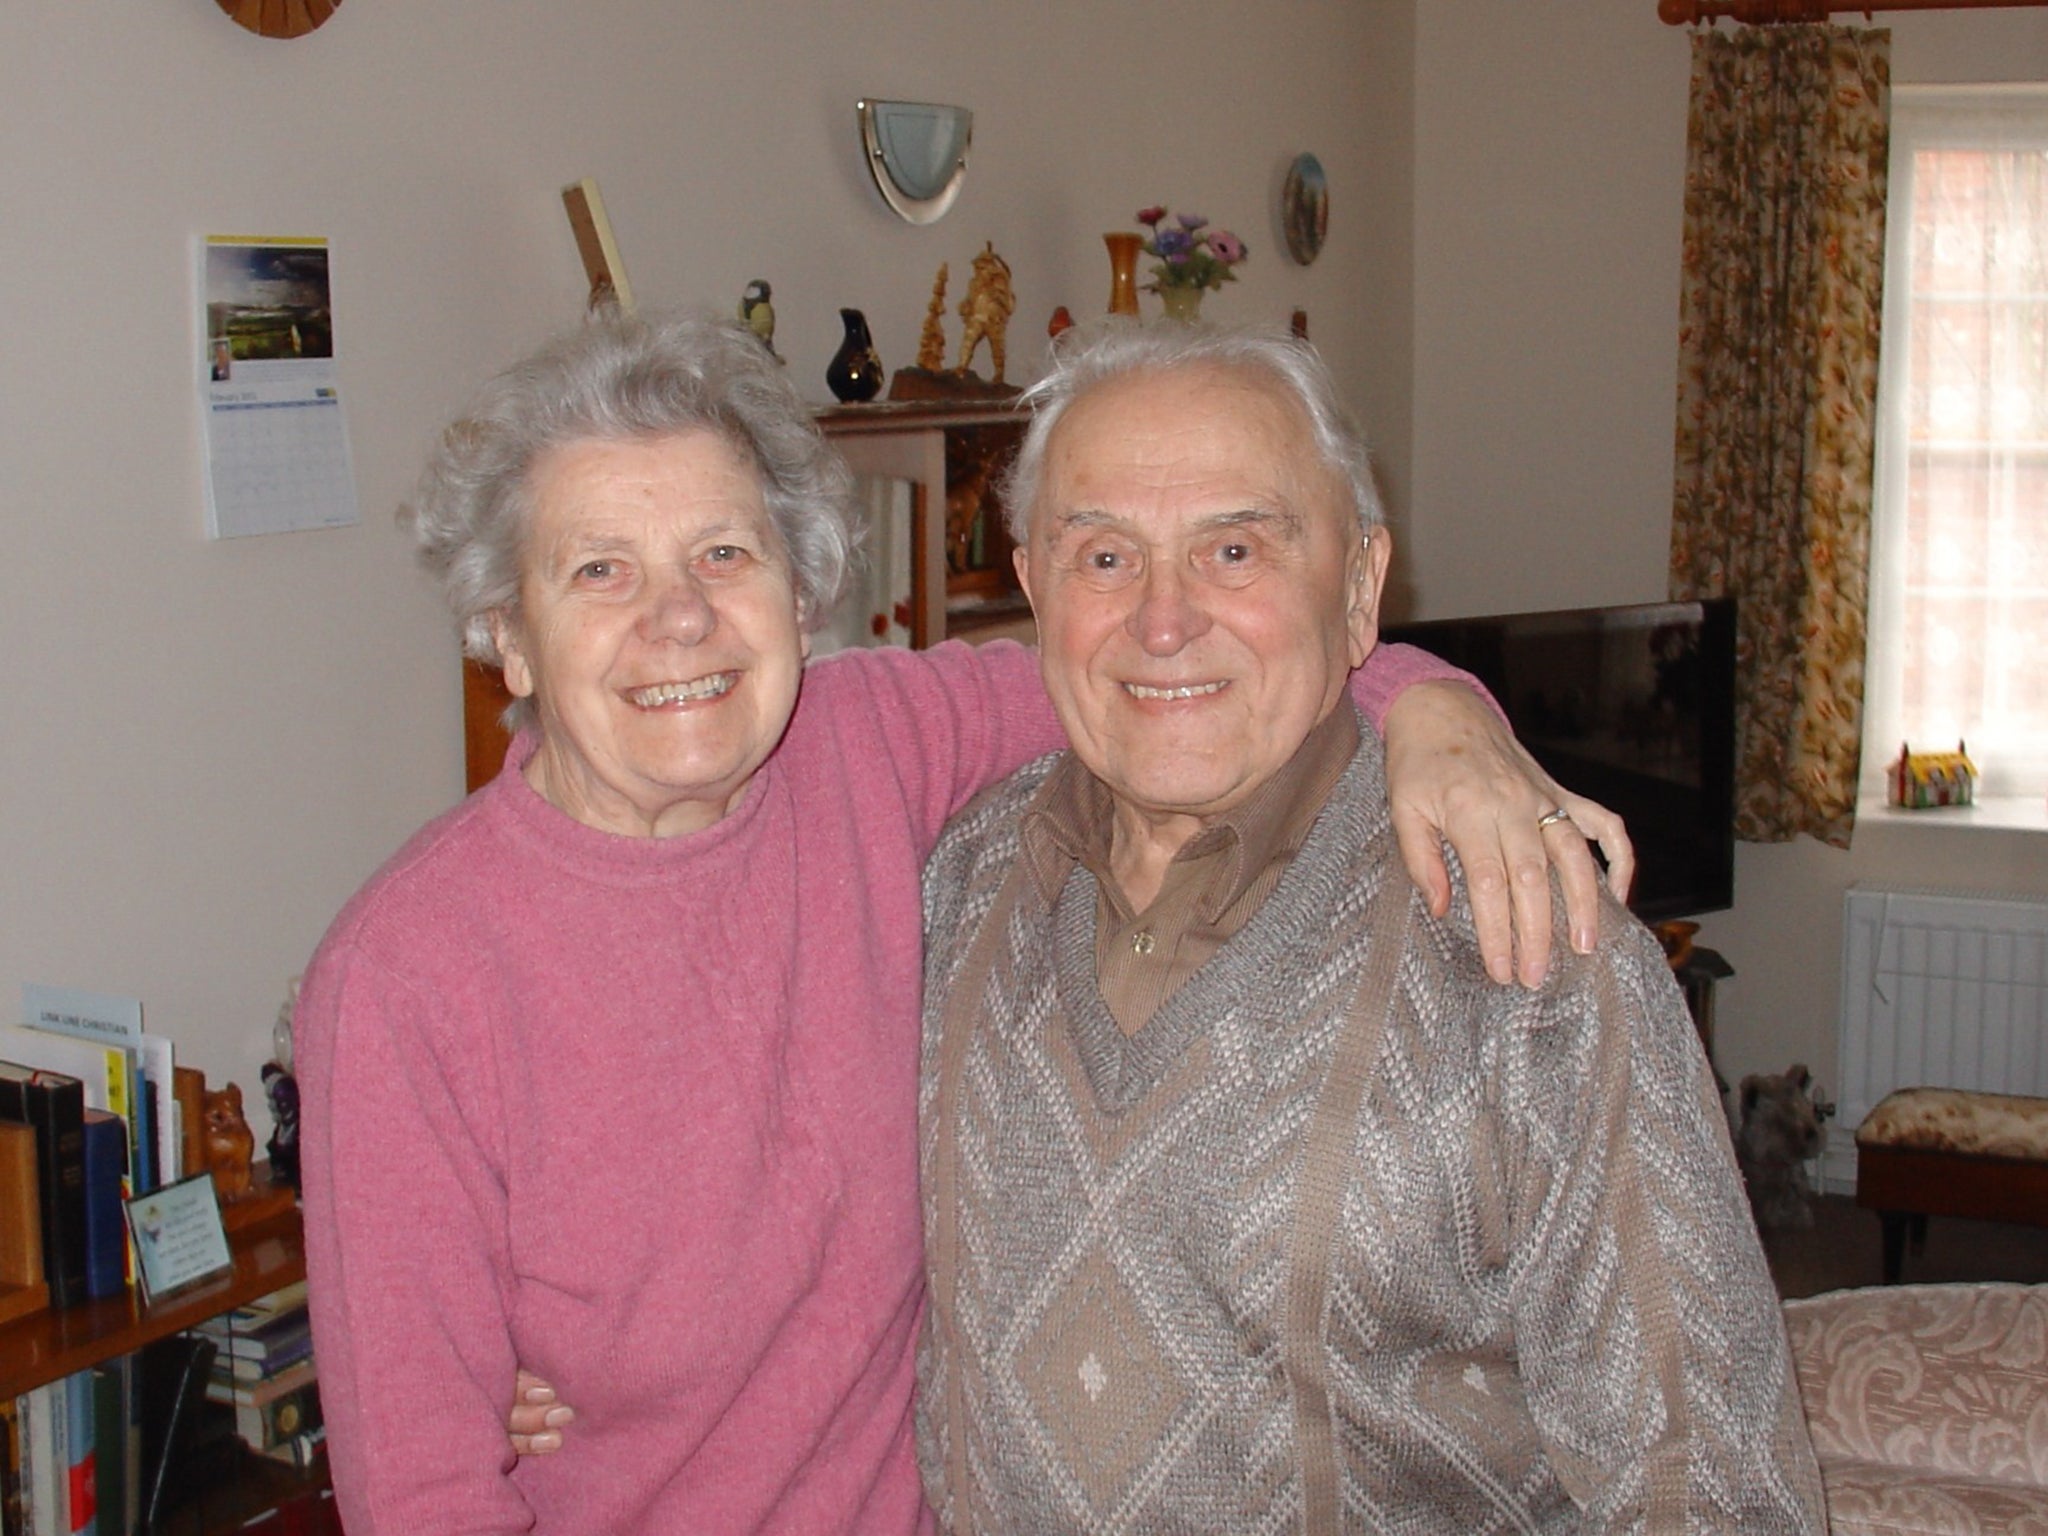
1815 1459 2048 1536
1856 1089 2048 1161
1785 1282 2048 1534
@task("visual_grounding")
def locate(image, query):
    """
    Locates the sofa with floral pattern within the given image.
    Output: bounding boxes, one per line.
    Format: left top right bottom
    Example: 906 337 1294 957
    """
1785 1282 2048 1535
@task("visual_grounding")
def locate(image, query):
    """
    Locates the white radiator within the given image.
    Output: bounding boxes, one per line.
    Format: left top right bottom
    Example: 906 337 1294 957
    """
1828 886 2048 1185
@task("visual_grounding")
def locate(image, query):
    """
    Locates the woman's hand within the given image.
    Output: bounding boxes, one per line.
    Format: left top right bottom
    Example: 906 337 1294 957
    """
1380 679 1635 989
508 1369 574 1456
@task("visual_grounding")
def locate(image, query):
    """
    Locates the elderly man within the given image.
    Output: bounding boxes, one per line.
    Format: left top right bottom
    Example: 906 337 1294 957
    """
914 322 1824 1534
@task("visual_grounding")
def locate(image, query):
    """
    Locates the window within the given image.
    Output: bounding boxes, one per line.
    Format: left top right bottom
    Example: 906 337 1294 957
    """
1863 89 2048 807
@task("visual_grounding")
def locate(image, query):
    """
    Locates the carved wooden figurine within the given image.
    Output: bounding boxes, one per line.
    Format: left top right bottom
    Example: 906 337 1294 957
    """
956 242 1016 383
203 1082 257 1206
918 264 949 372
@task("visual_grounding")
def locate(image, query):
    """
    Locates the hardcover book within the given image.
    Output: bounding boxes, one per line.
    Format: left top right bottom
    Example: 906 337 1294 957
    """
192 1277 305 1343
0 1063 88 1310
207 1333 314 1383
0 1029 124 1143
22 1380 61 1536
1 1396 24 1536
191 1306 311 1365
78 1112 128 1302
62 1372 94 1536
14 989 171 1195
0 1122 48 1325
203 1357 317 1411
86 1364 128 1536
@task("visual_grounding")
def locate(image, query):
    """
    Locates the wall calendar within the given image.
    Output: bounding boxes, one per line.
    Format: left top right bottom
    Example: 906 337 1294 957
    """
197 235 360 539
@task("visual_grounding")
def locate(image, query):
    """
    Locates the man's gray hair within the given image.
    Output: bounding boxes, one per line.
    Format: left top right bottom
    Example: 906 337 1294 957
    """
404 307 856 717
998 318 1384 542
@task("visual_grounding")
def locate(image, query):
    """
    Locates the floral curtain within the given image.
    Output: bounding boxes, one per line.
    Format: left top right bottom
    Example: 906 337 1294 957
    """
1670 25 1890 848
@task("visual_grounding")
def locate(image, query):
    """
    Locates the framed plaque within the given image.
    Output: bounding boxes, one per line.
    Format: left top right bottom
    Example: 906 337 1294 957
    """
125 1174 234 1303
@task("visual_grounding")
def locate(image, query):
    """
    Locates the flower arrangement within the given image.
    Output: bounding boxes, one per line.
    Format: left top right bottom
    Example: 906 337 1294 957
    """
1135 206 1247 293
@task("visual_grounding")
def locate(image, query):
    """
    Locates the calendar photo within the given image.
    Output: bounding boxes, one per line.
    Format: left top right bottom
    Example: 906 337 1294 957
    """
197 235 359 539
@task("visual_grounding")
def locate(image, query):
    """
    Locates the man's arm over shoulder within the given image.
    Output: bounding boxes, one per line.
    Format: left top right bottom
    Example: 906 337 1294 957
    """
1498 917 1826 1533
810 637 1476 840
806 634 1482 823
801 640 1056 848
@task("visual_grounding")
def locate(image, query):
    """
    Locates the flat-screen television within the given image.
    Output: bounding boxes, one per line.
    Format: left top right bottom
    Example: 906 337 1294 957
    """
1383 598 1737 923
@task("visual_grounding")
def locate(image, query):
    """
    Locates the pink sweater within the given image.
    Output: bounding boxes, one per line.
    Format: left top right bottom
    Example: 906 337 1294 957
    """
298 639 1451 1536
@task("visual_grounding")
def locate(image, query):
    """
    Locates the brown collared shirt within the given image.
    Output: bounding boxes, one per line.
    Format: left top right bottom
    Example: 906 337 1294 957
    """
1017 704 1360 1036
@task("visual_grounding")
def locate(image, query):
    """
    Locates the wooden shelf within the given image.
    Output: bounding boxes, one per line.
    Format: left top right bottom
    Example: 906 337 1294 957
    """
813 398 1025 434
0 1204 305 1403
819 399 1032 650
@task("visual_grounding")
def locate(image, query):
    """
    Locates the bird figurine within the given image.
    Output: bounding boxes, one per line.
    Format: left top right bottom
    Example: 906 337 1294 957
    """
738 279 778 359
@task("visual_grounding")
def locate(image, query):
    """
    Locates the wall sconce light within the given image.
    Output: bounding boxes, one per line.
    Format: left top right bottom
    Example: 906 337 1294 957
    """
857 99 973 225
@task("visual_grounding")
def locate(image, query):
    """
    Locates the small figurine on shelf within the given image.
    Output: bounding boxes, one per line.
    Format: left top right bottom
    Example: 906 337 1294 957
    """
263 1063 300 1192
887 249 1022 404
956 242 1016 382
918 264 950 372
265 975 302 1192
737 279 778 359
203 1082 256 1206
1888 740 1977 809
826 307 884 403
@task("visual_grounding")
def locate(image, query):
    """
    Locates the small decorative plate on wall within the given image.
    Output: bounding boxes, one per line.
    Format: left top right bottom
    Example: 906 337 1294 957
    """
216 0 341 40
1282 152 1329 267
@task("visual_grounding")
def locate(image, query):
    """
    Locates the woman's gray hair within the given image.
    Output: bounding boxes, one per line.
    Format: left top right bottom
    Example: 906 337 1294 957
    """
404 306 856 689
998 318 1383 541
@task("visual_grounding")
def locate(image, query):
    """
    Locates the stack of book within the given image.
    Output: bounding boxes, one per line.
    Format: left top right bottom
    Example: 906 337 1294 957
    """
0 986 186 1323
3 1361 135 1536
194 1282 324 1470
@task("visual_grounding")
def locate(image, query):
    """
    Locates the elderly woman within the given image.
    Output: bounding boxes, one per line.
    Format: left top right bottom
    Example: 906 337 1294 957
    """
297 309 1628 1536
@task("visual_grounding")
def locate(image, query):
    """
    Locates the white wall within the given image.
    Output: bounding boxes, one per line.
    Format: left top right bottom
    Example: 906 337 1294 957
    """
13 0 2035 1147
0 1 1407 1135
1406 1 2048 1105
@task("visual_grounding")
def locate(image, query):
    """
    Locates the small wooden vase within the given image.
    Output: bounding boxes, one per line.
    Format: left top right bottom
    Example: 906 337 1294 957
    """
1103 233 1142 317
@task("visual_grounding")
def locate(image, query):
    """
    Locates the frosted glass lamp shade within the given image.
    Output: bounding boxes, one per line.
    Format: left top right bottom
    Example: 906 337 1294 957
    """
858 100 973 224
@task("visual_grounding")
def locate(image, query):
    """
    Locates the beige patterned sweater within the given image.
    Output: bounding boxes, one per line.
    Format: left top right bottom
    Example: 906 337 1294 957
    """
917 729 1825 1534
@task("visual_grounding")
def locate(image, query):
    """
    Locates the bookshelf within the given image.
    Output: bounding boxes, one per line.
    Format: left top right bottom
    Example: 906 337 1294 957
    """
2 1186 325 1534
815 398 1034 648
0 1206 303 1404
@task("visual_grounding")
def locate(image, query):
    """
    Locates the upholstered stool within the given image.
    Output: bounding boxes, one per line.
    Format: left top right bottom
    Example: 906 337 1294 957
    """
1855 1088 2048 1284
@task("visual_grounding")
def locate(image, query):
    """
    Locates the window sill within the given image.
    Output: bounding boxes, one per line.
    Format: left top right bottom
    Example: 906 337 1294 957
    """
1856 795 2048 834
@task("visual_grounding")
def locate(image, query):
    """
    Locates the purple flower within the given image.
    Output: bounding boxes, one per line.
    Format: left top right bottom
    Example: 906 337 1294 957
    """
1176 212 1209 232
1153 227 1194 259
1207 230 1246 265
1135 205 1167 227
